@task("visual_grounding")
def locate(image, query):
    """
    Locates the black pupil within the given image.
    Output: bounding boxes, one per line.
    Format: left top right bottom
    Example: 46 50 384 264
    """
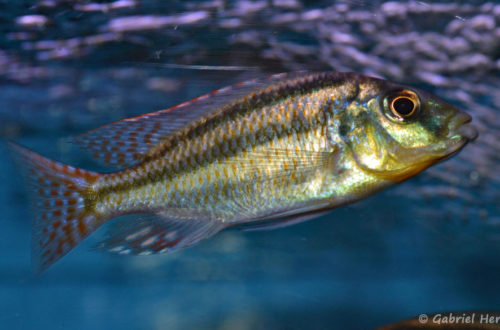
393 97 415 116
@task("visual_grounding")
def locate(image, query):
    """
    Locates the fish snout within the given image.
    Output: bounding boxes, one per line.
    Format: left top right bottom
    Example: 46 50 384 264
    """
448 111 478 142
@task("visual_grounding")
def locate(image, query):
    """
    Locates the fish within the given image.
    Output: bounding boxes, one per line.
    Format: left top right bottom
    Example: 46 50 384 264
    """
9 71 478 273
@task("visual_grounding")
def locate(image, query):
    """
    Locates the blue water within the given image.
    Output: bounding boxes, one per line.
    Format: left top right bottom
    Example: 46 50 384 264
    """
1 1 499 329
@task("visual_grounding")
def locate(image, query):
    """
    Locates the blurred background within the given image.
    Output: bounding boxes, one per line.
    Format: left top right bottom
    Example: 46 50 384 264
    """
0 0 499 329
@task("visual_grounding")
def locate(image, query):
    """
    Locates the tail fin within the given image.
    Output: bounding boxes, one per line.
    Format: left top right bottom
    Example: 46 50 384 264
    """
9 143 103 274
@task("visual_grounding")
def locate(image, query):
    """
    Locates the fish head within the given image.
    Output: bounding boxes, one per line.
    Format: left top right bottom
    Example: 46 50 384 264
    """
339 77 478 181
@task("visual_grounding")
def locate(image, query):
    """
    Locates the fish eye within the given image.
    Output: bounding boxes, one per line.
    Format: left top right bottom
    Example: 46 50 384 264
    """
384 90 420 122
391 96 415 116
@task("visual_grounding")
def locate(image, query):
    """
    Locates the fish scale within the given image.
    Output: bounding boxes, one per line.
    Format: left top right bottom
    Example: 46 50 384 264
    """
95 87 342 222
10 71 477 273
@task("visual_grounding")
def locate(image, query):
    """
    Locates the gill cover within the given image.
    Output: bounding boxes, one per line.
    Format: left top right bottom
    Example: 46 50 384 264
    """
339 85 457 181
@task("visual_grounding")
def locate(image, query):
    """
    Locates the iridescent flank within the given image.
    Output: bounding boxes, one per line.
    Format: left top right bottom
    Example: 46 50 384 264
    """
10 72 477 273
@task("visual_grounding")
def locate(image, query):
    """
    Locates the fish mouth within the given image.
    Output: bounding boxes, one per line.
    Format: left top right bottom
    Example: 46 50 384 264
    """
441 111 478 157
448 112 478 141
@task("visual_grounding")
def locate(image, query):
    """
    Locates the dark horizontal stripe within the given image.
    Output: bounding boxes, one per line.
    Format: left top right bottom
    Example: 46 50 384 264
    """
98 117 320 197
98 72 360 197
150 72 357 160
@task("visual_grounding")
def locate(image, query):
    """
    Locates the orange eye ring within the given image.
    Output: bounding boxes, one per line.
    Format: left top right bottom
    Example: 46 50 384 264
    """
388 90 420 120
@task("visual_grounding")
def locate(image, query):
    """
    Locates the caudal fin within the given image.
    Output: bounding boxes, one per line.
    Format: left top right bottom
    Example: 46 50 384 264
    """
9 143 103 274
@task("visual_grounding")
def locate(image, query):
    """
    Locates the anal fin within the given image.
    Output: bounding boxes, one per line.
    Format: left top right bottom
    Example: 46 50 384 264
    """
99 214 224 255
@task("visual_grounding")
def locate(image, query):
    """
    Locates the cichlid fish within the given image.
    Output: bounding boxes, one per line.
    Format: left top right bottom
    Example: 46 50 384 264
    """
10 72 478 273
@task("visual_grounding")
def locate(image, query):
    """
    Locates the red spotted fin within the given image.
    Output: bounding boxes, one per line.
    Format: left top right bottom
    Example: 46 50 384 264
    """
98 215 223 256
9 143 103 274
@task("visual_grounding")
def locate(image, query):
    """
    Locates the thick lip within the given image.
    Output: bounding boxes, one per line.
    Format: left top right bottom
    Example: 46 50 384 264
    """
435 111 478 161
447 112 478 142
455 122 478 141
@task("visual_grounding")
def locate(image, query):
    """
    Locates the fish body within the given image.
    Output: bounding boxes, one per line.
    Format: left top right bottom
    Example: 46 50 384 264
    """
10 72 477 273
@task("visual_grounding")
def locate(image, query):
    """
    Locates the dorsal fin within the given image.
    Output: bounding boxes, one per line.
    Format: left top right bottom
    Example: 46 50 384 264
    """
72 71 334 168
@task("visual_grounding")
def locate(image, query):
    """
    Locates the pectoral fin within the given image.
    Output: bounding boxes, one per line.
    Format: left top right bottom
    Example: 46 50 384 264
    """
234 202 332 232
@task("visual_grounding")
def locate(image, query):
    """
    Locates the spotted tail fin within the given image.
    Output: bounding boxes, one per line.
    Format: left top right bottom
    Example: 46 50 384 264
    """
9 143 103 274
